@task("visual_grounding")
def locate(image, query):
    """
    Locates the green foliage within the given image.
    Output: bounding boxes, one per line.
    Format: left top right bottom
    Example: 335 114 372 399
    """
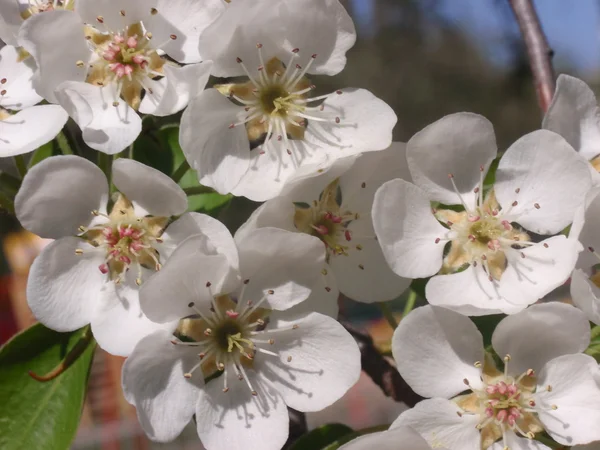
471 314 505 348
28 143 55 169
0 324 95 450
289 423 354 450
133 133 174 176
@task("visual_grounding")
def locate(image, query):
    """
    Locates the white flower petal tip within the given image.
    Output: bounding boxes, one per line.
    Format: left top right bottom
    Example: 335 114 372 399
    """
338 427 433 450
543 74 600 161
199 0 356 77
0 105 68 157
571 269 600 325
406 112 497 206
389 304 598 450
0 45 43 110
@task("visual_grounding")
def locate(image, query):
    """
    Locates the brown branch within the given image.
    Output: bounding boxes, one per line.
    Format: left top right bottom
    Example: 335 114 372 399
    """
508 0 556 113
342 321 423 408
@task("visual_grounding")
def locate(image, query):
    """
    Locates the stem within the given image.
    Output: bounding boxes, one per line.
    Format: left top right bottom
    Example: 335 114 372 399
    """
184 185 215 196
508 0 556 113
403 289 417 317
14 155 27 179
55 131 74 155
97 152 112 186
28 326 96 382
0 191 15 214
172 160 190 184
0 172 21 195
378 302 398 330
591 324 600 341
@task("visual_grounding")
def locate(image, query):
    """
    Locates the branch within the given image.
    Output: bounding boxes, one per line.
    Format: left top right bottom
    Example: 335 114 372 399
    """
508 0 555 112
342 321 423 408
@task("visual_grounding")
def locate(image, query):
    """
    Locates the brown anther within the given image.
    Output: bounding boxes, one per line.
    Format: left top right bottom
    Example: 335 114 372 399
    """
287 149 292 155
206 281 212 287
76 60 85 67
547 385 553 392
119 9 125 16
295 64 302 69
244 279 250 284
256 43 263 48
251 390 258 396
199 352 206 359
223 387 229 393
335 117 340 124
474 187 479 193
448 173 454 179
0 89 5 96
150 7 158 14
463 378 470 385
529 400 536 407
268 289 274 295
188 302 195 308
543 243 549 248
456 411 463 417
435 238 441 244
0 78 6 84
112 101 120 107
358 264 365 270
325 286 331 292
534 203 540 209
292 324 299 330
521 252 526 259
170 34 177 40
119 209 126 215
589 246 595 253
236 57 242 63
292 48 299 53
96 15 104 23
515 188 520 194
183 373 192 379
336 90 343 94
287 356 292 362
512 201 518 207
268 339 274 345
361 182 366 188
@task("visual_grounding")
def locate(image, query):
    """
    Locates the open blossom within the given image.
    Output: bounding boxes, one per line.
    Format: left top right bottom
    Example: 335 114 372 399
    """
236 143 411 311
0 44 68 156
570 187 600 325
373 113 591 315
543 74 600 183
123 227 361 450
14 155 214 356
18 0 216 153
338 426 434 450
180 0 397 201
391 303 600 450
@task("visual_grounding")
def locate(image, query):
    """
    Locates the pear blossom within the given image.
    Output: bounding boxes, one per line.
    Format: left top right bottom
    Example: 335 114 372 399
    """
17 0 215 153
0 44 68 156
236 143 412 311
337 426 434 450
570 187 600 325
543 74 600 183
180 0 397 201
14 154 215 356
122 227 361 450
391 303 600 450
373 113 591 315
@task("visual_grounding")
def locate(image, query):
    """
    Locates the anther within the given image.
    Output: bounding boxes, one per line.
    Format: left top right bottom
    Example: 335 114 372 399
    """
515 188 520 194
551 405 558 410
504 354 511 362
268 339 274 345
76 60 85 67
356 244 363 250
361 182 366 188
236 57 242 63
96 15 104 23
135 278 142 286
463 378 470 385
321 268 328 275
335 117 340 124
75 249 84 255
206 281 212 287
183 373 192 379
217 362 225 371
292 325 299 330
287 356 292 362
223 387 229 393
145 32 153 39
268 289 274 295
204 328 213 336
119 9 125 16
150 7 158 14
112 101 120 107
474 361 482 368
358 264 365 270
292 48 299 53
170 34 177 40
534 203 540 209
0 78 6 84
546 385 553 392
512 201 518 207
251 390 258 396
435 238 441 244
325 287 331 292
543 243 549 248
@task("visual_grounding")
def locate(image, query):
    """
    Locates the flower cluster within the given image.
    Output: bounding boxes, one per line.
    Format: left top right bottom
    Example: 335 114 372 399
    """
4 1 600 450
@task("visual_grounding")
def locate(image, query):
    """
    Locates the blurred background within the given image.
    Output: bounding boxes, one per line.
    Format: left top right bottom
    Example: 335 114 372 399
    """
1 0 598 448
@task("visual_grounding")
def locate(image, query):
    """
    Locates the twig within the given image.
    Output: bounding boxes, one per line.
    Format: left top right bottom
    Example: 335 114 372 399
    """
508 0 555 112
341 321 422 407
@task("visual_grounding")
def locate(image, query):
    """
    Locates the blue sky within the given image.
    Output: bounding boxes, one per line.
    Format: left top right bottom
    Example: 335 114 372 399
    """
351 0 600 74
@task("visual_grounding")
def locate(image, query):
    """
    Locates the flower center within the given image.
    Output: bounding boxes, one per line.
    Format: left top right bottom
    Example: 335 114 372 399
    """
458 355 557 449
20 0 73 19
219 44 344 157
82 12 177 110
75 193 167 285
171 282 300 396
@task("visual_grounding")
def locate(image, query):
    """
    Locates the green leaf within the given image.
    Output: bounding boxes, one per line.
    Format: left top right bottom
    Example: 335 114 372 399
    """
321 425 390 450
133 134 174 175
0 324 96 450
29 142 55 168
289 423 354 450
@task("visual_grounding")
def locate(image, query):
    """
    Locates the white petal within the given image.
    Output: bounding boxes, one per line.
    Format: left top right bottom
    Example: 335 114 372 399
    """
496 236 581 309
235 228 325 311
406 113 497 206
122 329 200 443
492 303 590 376
139 62 213 116
0 45 42 110
55 81 142 154
199 0 355 77
156 0 225 63
255 312 360 412
179 88 250 195
372 179 448 278
164 212 240 271
27 237 104 331
0 0 23 45
76 0 156 31
572 187 600 271
330 235 411 303
391 398 481 450
535 354 600 446
338 427 433 450
196 369 289 450
15 155 108 238
495 130 591 234
140 250 236 323
307 89 396 156
543 74 600 160
571 269 600 325
235 197 297 243
18 10 90 103
392 305 484 398
426 268 521 316
91 279 178 357
0 105 68 157
112 158 187 217
490 432 551 450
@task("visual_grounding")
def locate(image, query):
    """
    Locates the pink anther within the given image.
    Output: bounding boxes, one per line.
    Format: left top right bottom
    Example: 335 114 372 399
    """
501 220 512 231
126 36 138 48
487 239 501 251
98 263 109 274
345 230 352 241
467 215 480 222
225 310 240 319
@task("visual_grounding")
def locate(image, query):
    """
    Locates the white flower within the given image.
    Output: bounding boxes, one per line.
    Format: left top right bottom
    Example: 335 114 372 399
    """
543 74 600 182
122 227 361 450
570 187 600 325
0 44 68 156
373 113 591 315
337 426 434 450
14 155 211 356
236 143 411 312
391 303 600 450
17 0 214 153
180 0 397 201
